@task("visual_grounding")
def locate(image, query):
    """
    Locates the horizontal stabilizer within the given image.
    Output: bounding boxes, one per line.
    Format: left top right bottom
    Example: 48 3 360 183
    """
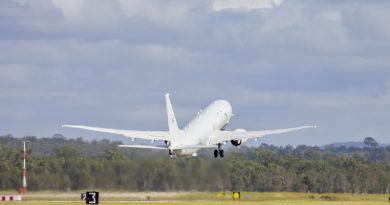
118 144 167 150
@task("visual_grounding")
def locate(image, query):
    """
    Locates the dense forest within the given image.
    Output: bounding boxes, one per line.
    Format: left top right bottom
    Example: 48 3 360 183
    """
1 135 390 193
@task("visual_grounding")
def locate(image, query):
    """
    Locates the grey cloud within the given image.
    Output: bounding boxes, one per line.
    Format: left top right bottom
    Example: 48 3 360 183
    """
1 0 390 146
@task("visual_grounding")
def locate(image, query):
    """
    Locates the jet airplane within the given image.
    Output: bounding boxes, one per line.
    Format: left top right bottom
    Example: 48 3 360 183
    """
63 94 315 158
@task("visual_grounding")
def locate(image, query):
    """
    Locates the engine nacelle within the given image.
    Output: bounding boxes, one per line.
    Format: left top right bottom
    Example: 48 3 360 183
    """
231 139 243 146
230 129 247 147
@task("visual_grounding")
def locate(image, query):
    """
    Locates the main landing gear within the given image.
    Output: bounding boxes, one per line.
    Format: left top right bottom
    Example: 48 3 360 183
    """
214 144 224 158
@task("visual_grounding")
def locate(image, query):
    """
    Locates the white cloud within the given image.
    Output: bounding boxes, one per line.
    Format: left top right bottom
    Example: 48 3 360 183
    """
118 104 196 127
117 0 201 29
0 64 31 84
212 0 285 11
49 0 203 29
317 9 343 23
233 89 390 110
261 2 307 32
2 0 390 145
51 0 84 22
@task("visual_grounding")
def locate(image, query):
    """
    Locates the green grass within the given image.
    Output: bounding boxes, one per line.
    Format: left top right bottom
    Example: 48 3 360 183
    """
0 202 389 205
174 192 390 202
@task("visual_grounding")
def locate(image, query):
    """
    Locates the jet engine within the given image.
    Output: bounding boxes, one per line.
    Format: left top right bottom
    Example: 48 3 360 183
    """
230 128 247 146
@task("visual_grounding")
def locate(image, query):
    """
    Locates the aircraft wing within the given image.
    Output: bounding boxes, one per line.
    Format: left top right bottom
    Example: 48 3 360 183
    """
62 125 172 141
209 125 316 145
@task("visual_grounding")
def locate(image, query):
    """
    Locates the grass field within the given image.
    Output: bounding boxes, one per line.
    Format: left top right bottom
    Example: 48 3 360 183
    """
0 202 388 204
0 192 389 205
0 201 388 205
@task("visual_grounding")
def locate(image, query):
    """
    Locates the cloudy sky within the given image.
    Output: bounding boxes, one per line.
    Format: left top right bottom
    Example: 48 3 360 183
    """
1 0 390 146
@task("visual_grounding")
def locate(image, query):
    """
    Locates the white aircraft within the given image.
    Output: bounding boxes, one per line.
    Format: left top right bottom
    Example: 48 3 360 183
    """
63 93 315 158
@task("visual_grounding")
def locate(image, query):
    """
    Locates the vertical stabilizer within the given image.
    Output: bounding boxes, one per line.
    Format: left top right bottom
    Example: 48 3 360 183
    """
165 93 180 138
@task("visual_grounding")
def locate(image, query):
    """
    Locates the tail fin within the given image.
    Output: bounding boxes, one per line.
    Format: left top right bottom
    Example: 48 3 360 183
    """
165 93 180 138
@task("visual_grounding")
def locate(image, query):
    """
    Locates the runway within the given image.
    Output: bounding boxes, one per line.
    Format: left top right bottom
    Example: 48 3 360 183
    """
0 192 387 205
20 200 179 203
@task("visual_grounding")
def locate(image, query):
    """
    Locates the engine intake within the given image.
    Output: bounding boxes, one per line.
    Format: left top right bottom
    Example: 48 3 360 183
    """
231 139 242 146
230 128 247 146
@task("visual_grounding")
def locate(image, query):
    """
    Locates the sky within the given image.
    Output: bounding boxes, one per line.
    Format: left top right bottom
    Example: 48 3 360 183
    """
1 0 390 146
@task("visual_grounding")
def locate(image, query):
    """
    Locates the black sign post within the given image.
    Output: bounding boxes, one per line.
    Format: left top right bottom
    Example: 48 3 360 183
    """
81 193 86 201
85 191 99 204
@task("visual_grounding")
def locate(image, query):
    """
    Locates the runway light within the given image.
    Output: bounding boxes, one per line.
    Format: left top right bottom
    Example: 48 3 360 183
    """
0 195 22 201
232 192 240 200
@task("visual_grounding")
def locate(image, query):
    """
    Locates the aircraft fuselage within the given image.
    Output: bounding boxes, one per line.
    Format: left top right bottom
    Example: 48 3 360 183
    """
169 100 232 158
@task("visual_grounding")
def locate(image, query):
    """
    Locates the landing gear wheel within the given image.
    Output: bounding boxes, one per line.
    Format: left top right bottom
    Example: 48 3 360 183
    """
219 149 224 158
214 149 218 158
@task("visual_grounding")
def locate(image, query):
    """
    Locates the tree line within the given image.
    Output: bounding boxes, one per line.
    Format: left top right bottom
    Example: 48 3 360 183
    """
0 135 390 193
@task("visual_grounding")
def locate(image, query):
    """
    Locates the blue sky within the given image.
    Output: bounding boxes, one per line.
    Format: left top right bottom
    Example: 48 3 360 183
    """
1 0 390 146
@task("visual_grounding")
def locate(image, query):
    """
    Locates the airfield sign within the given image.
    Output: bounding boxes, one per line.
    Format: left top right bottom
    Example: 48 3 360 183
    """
82 191 99 204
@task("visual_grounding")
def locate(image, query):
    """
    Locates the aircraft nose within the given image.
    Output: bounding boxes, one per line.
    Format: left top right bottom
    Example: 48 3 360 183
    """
217 100 232 115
